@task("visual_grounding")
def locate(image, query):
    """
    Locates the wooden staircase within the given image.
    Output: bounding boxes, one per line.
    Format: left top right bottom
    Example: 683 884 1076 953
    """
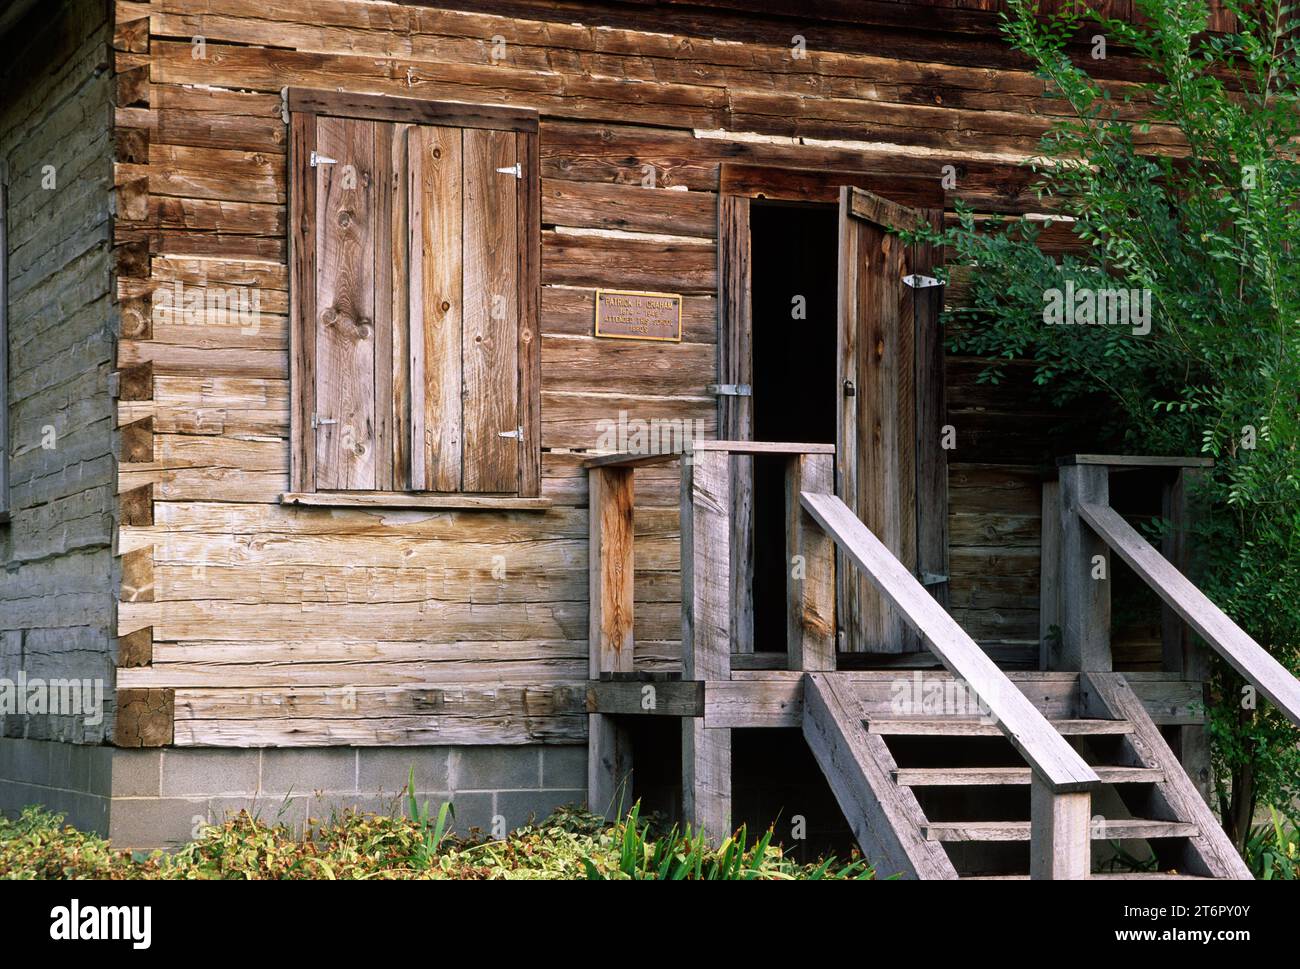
802 669 1251 879
585 446 1300 879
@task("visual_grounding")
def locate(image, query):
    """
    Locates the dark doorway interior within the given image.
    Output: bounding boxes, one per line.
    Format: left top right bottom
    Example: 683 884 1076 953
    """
749 201 839 652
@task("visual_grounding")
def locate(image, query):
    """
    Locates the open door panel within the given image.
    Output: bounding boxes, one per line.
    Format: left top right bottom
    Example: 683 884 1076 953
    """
837 186 947 654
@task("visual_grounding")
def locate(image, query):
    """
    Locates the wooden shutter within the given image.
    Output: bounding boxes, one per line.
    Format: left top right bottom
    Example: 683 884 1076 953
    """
408 126 531 494
836 186 947 653
290 90 539 498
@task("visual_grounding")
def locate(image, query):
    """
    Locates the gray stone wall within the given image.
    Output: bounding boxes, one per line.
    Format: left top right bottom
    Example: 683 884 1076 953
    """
0 738 588 849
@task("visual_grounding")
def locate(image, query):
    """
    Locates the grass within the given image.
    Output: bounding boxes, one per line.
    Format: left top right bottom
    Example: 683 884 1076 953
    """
0 798 873 881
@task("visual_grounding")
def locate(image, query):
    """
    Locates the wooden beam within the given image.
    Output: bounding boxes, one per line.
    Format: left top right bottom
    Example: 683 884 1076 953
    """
1057 463 1111 671
119 547 154 603
116 626 153 668
280 492 552 511
589 466 635 677
1080 501 1300 728
587 680 704 717
1060 454 1214 468
800 491 1099 793
680 448 732 839
120 415 154 463
691 440 835 455
114 689 174 747
582 450 680 469
1039 478 1061 670
119 483 154 527
1029 777 1091 880
288 88 538 132
786 453 835 671
802 673 958 879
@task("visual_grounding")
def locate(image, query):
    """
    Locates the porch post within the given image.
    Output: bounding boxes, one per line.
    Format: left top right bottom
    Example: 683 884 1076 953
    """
681 448 732 840
1057 461 1112 672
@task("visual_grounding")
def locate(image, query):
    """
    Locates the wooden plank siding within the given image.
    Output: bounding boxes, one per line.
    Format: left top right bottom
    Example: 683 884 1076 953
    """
107 0 1182 746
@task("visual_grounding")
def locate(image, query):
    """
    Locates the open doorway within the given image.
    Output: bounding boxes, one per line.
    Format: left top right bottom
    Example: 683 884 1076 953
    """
749 200 839 653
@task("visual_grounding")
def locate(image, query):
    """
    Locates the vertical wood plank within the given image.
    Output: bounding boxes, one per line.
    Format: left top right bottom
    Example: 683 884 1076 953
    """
407 125 463 492
1040 478 1062 670
786 452 835 671
315 116 378 491
836 188 860 654
288 112 317 493
718 195 754 654
516 129 541 496
1029 776 1091 879
462 127 519 493
373 122 395 491
1057 463 1112 671
681 449 731 838
390 123 411 491
589 466 635 676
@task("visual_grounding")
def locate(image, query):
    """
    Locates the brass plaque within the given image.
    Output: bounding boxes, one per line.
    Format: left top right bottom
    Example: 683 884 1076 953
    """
594 289 683 342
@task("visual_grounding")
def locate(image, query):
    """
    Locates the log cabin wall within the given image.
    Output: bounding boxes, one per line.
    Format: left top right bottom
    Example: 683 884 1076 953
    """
107 0 1190 752
0 0 118 748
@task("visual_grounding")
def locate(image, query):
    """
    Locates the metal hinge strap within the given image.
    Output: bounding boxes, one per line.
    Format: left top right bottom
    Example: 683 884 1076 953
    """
707 383 752 397
903 274 943 289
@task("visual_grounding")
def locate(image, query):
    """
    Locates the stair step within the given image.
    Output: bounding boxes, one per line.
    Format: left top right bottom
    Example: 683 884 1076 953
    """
895 766 1163 787
922 818 1200 842
867 718 1133 737
961 872 1216 881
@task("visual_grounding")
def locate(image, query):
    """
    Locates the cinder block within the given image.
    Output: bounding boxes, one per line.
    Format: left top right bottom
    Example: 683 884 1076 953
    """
444 791 494 836
494 789 586 834
541 746 587 789
450 745 540 792
87 747 114 796
9 739 52 788
62 792 110 835
357 747 450 795
261 748 358 794
160 748 261 796
109 796 210 849
110 749 161 797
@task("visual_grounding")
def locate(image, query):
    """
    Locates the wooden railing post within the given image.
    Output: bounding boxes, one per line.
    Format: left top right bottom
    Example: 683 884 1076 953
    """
587 465 635 819
681 448 732 840
1057 461 1112 671
786 452 835 671
1030 775 1091 879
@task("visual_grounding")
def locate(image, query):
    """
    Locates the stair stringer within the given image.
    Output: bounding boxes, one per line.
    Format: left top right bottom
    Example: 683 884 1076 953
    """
1081 672 1252 880
802 672 958 880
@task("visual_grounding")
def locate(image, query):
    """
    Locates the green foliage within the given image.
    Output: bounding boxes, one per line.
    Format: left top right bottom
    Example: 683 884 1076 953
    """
921 0 1300 845
580 802 873 880
0 804 873 881
1244 807 1300 879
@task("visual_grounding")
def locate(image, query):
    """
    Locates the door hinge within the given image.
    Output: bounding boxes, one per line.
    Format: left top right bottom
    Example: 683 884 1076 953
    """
498 426 524 440
707 383 752 397
920 572 949 586
311 152 338 168
496 163 522 179
311 414 338 429
903 274 942 289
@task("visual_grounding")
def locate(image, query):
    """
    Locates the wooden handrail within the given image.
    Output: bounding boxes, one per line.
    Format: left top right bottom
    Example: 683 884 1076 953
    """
1078 501 1300 729
801 491 1100 794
